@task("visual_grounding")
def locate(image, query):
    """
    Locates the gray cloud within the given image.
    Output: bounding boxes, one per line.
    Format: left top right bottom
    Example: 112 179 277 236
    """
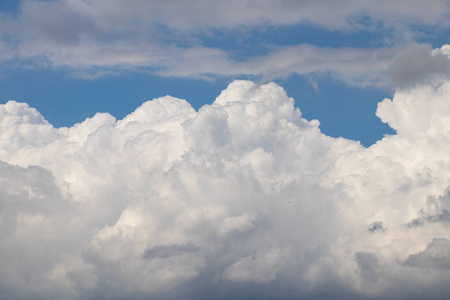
404 238 450 269
368 221 385 232
407 209 450 227
13 0 450 33
1 1 450 88
355 251 379 282
142 244 199 259
156 44 398 88
390 43 450 89
406 187 450 227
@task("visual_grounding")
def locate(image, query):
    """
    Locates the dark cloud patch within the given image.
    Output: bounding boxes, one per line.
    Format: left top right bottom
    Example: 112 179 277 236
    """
355 251 379 282
407 209 450 227
368 221 385 232
407 218 425 227
142 243 199 259
404 238 450 269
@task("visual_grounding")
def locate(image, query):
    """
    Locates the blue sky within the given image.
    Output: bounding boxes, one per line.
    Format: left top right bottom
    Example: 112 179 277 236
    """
1 67 393 146
6 0 449 146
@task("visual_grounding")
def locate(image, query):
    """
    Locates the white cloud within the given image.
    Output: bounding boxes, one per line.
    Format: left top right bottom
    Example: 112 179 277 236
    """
2 79 450 298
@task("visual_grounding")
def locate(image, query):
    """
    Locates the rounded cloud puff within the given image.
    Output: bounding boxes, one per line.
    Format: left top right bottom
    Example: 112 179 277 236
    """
1 80 450 299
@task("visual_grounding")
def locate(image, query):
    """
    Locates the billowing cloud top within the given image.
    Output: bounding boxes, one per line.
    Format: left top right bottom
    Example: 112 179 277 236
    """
1 79 450 299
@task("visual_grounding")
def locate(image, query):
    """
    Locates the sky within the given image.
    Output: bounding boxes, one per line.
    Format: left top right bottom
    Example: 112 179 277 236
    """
2 1 450 299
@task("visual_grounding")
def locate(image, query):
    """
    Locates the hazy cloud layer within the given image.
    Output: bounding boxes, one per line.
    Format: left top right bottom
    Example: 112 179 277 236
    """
1 78 450 299
2 0 450 87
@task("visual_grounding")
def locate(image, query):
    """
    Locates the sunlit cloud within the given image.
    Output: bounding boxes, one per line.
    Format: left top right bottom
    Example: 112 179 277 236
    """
1 78 450 298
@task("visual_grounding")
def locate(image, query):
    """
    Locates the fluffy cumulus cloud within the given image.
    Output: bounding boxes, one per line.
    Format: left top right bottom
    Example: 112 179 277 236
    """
1 79 450 299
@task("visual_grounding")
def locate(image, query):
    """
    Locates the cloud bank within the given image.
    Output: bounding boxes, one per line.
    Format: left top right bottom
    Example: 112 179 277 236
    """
2 0 450 87
1 78 450 299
